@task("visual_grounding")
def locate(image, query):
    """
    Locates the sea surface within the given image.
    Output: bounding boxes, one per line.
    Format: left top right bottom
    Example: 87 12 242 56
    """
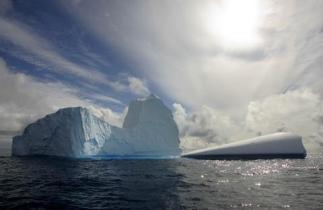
0 154 323 209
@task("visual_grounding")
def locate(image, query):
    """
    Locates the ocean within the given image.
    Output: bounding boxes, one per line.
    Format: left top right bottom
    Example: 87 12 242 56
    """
0 155 322 209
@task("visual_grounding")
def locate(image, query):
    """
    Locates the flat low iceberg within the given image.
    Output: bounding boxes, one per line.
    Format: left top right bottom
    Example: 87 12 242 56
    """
12 95 181 158
182 133 307 160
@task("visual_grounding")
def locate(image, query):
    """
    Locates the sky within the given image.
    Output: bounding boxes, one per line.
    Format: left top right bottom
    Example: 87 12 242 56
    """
1 0 323 155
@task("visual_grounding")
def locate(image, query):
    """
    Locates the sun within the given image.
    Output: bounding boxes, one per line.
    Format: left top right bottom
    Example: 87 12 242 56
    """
204 0 263 50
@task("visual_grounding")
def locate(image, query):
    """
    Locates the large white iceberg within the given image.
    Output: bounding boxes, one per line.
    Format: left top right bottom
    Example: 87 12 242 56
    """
12 95 181 158
182 133 307 160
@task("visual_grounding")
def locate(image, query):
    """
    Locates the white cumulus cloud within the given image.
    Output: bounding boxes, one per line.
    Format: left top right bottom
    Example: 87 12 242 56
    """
174 89 323 153
127 76 150 97
173 103 241 152
245 89 323 152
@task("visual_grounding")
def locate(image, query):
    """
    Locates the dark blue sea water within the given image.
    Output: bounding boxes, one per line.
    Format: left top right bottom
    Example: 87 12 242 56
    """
1 155 323 209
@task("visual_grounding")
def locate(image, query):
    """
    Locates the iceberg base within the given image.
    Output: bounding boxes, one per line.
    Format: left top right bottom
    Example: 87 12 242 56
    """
182 153 306 160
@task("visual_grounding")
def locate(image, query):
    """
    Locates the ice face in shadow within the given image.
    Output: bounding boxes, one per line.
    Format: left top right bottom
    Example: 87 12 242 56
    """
12 95 181 158
121 94 181 156
182 133 307 160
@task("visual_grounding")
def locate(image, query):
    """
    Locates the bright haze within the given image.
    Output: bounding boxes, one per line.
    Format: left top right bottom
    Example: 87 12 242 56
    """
0 0 323 155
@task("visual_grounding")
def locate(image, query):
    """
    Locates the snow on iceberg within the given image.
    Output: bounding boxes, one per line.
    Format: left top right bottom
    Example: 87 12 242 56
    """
12 95 181 158
181 133 307 160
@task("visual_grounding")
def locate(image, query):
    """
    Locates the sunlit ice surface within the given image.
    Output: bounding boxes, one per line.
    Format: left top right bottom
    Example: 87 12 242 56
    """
203 0 265 50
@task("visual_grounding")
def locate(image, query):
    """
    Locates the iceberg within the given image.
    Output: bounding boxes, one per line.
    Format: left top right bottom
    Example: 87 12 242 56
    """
12 95 181 158
181 133 307 160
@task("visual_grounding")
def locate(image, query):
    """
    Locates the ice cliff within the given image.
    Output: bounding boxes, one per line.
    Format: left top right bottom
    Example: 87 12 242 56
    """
12 95 181 158
182 132 307 160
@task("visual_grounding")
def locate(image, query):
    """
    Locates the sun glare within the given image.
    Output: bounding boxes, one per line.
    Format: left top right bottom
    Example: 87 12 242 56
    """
205 0 263 50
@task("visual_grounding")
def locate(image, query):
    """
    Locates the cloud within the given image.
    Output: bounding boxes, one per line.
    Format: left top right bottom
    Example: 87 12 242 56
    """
0 0 12 15
0 58 123 134
127 77 150 97
173 103 241 151
90 94 123 105
0 14 154 98
60 0 323 112
175 89 323 152
245 88 323 151
0 16 127 91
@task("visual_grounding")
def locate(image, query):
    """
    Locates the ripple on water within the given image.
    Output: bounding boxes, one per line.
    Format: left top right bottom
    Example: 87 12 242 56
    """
0 156 322 209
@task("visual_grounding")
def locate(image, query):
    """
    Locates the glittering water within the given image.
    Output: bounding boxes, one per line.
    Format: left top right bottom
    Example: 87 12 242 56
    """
0 155 322 209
